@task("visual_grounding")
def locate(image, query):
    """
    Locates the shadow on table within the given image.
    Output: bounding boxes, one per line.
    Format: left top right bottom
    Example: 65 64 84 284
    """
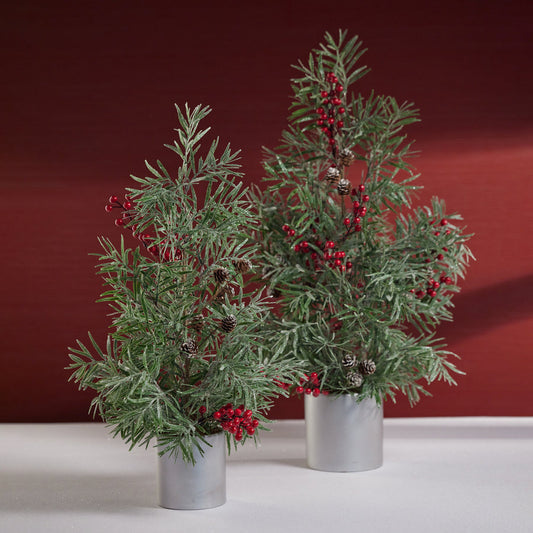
384 421 533 439
0 470 157 514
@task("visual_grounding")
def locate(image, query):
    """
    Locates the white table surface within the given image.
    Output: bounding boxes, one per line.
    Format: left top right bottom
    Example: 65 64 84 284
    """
1 418 532 532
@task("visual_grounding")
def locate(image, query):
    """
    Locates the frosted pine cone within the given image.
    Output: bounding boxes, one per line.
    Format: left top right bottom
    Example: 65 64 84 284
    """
325 167 341 184
220 314 237 333
339 148 355 167
180 339 198 357
341 353 357 368
188 314 205 333
337 179 351 196
214 267 230 284
232 257 252 274
359 360 377 375
215 285 235 302
346 371 363 387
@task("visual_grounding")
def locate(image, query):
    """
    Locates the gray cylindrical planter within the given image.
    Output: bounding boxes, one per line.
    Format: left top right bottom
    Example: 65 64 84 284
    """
157 432 226 510
305 394 383 472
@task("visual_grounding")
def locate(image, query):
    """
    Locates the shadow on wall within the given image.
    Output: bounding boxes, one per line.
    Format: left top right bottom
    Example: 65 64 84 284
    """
437 274 533 343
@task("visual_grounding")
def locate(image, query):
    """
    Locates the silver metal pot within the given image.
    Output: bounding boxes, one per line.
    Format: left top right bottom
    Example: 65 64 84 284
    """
305 393 383 472
157 432 226 509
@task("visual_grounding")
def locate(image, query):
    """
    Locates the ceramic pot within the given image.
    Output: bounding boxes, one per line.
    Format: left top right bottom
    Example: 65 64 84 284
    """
157 432 226 509
305 393 383 472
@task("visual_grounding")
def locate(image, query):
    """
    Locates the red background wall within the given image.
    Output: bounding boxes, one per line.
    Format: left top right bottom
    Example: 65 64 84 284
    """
1 0 532 421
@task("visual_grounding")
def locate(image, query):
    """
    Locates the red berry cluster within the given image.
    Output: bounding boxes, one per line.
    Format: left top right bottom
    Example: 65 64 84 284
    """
106 195 133 226
412 273 454 300
211 403 259 441
282 225 353 273
105 194 182 262
432 218 452 237
315 72 345 152
294 372 328 397
343 184 370 234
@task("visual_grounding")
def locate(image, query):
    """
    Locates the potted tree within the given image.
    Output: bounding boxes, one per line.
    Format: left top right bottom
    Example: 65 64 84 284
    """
252 31 473 472
68 104 296 508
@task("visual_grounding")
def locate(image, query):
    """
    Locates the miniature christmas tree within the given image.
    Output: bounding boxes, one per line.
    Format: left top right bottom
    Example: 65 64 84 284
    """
252 31 473 405
68 104 296 462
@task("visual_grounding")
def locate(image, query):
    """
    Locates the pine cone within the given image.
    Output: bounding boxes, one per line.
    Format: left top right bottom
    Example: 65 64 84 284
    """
359 360 376 375
213 267 230 284
339 148 355 167
341 353 357 368
346 371 363 388
215 285 235 302
337 178 351 196
325 167 341 184
180 339 198 357
220 314 237 333
188 314 205 333
232 257 252 274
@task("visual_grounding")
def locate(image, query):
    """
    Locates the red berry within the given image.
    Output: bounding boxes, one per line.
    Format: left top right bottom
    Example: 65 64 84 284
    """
301 241 309 248
243 410 252 418
294 244 301 252
326 241 335 248
213 411 222 420
109 195 119 204
328 117 335 124
321 90 329 98
362 194 370 202
358 184 365 192
246 427 255 436
338 107 345 114
354 217 361 224
296 386 304 394
353 200 360 209
123 201 132 210
337 120 344 128
199 406 206 415
334 259 342 266
312 388 320 397
425 258 431 263
328 139 336 146
305 388 312 395
115 218 124 227
433 281 440 288
445 276 453 284
288 229 295 237
343 217 351 226
346 261 353 269
226 409 234 418
336 84 344 92
320 113 328 120
282 224 289 232
437 253 444 260
105 204 113 213
443 247 449 252
234 408 242 417
428 289 437 297
354 224 362 232
317 107 325 114
440 219 448 226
